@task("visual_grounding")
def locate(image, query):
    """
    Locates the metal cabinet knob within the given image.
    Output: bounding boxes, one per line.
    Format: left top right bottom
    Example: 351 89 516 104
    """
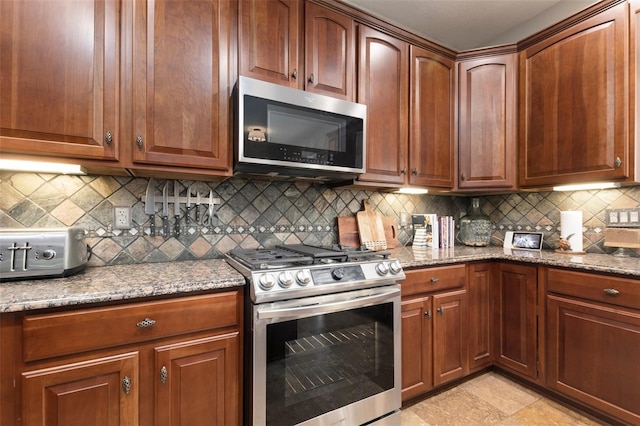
425 310 432 319
308 73 314 84
105 131 113 145
122 376 132 395
614 157 622 169
292 69 298 79
460 173 466 181
401 167 407 175
412 168 417 176
430 277 440 283
136 317 156 328
136 135 144 149
160 366 168 384
436 306 444 316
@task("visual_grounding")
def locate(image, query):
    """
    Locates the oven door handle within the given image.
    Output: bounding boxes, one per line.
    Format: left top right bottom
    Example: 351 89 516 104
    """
257 286 399 320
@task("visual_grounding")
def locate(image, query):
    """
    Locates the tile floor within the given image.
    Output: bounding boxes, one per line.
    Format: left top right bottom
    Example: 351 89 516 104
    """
401 371 607 425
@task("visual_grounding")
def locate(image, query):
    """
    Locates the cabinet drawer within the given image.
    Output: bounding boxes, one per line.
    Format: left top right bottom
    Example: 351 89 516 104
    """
547 268 640 310
401 264 466 297
23 292 240 362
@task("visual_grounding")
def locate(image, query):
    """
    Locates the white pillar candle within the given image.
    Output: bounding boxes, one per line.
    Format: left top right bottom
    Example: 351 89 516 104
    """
560 211 583 252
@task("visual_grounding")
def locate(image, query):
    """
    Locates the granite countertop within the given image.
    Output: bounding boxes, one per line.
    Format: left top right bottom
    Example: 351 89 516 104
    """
391 245 640 276
4 247 640 313
0 259 245 313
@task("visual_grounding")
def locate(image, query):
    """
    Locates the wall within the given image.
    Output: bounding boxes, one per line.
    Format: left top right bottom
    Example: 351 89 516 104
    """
2 172 637 266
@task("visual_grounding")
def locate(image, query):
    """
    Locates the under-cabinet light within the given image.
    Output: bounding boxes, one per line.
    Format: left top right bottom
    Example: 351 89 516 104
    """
552 182 621 192
395 187 429 195
0 159 87 175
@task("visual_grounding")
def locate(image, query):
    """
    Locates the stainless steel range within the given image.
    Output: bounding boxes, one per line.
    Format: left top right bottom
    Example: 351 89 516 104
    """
226 244 404 426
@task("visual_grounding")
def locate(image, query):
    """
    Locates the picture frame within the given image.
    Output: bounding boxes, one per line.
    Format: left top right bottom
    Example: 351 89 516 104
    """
510 232 544 250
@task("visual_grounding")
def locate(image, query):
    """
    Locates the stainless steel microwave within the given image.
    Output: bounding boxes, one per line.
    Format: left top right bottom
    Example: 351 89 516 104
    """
234 76 366 181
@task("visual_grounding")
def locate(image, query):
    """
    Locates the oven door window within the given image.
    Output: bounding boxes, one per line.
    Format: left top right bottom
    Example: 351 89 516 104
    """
264 303 395 425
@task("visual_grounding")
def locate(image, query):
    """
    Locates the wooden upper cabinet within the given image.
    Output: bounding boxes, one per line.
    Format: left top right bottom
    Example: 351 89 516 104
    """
0 0 119 161
458 54 516 190
239 0 301 88
304 2 355 100
518 2 628 187
357 26 409 184
131 0 233 172
409 46 455 188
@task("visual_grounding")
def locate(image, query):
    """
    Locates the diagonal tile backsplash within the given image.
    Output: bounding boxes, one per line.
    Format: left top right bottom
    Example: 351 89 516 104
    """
2 171 638 266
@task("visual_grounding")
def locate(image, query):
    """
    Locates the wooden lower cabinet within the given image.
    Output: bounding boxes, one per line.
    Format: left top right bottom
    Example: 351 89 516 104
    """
547 295 640 425
4 290 242 426
400 266 468 401
493 262 538 380
468 262 493 371
401 296 432 401
546 268 640 424
432 290 468 387
155 333 240 426
22 352 139 425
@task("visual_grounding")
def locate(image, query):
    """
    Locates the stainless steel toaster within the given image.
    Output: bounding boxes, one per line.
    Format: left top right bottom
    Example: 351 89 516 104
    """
0 228 89 281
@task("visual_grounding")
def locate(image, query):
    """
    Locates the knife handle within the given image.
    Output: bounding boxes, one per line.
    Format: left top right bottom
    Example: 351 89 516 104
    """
174 216 181 237
185 206 191 226
195 205 200 223
162 216 169 237
149 215 156 237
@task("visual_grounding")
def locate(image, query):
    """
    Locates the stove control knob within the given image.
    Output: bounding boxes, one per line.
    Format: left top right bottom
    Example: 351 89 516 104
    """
296 269 312 286
258 273 275 290
332 267 345 280
375 262 390 276
278 271 294 288
389 260 402 275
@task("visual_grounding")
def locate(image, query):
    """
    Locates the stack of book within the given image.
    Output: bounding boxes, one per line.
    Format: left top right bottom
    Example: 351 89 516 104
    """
424 214 456 248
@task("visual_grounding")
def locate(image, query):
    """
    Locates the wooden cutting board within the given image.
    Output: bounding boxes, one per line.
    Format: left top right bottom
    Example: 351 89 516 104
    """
356 200 387 250
337 216 360 248
382 216 400 248
338 215 399 249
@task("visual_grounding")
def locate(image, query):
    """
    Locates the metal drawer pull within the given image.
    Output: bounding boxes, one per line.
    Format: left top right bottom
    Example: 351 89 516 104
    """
160 366 168 384
136 317 156 328
430 277 440 283
437 306 444 316
603 288 619 296
122 376 132 395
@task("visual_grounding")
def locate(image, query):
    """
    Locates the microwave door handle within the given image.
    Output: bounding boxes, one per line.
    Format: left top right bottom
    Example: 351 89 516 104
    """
257 287 399 321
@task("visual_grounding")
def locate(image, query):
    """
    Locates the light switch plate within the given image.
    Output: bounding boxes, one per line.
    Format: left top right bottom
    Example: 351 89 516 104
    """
606 208 640 227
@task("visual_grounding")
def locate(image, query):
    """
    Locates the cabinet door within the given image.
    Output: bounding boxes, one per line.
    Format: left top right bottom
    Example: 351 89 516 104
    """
239 0 300 87
0 0 119 161
401 296 432 401
458 54 516 190
131 0 233 172
547 295 640 425
21 352 139 426
357 26 409 184
468 262 493 371
409 46 455 188
432 289 468 387
155 332 240 426
494 263 538 379
304 2 355 100
518 2 628 187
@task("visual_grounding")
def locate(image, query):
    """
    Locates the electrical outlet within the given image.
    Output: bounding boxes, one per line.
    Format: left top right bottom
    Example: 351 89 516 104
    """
114 206 132 229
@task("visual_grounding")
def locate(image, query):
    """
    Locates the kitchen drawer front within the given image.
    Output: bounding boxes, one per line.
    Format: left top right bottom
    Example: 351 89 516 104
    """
547 268 640 310
23 291 240 362
401 264 466 297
